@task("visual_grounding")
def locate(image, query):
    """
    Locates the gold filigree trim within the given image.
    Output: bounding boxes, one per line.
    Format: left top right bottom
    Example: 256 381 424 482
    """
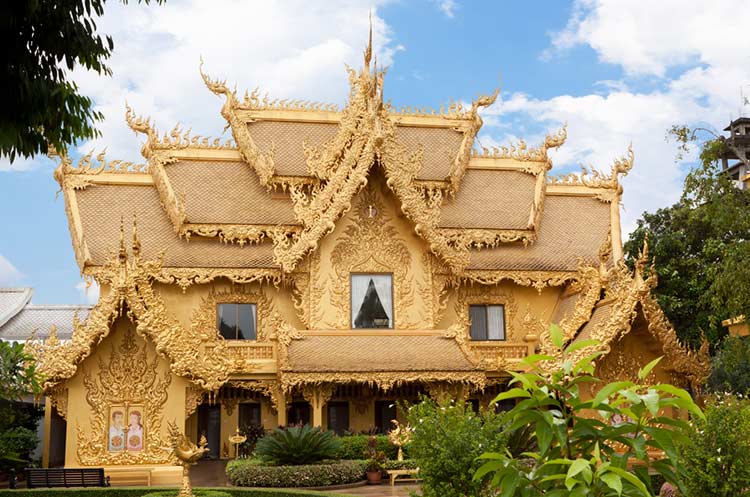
181 224 301 246
48 386 68 420
548 145 634 189
471 125 567 165
453 270 579 291
280 371 486 392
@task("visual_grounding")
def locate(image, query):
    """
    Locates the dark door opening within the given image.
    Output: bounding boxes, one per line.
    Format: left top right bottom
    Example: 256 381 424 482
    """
327 402 349 435
287 401 311 427
49 407 67 467
197 404 221 459
374 400 396 434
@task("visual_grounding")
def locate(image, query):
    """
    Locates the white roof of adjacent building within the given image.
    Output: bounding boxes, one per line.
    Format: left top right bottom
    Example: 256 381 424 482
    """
0 288 92 341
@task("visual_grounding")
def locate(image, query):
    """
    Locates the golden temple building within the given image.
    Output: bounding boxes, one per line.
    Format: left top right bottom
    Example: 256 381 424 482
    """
29 37 710 484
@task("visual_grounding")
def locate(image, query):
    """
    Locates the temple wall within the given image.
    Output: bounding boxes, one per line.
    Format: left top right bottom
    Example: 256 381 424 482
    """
62 317 188 483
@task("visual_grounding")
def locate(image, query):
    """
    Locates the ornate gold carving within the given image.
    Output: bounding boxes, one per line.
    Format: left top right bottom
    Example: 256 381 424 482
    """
280 371 486 392
149 268 284 292
329 183 417 329
444 284 518 366
471 125 567 165
223 397 239 416
166 421 209 497
185 387 205 418
52 149 149 185
302 384 335 409
77 329 172 465
548 144 634 189
228 380 285 413
181 224 301 246
454 270 578 292
27 220 232 392
238 87 340 113
200 60 277 187
190 287 276 343
426 382 465 403
48 386 68 420
440 227 534 248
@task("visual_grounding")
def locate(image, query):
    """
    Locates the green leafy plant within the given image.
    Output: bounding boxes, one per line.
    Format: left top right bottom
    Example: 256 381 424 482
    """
254 425 341 465
335 434 398 460
475 324 704 497
225 459 367 488
238 423 267 457
677 393 750 497
406 397 508 497
364 436 387 473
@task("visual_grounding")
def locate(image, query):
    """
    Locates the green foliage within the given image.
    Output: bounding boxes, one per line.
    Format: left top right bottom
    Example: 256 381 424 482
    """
0 488 360 497
0 0 164 162
707 336 750 394
226 459 367 488
383 459 418 470
238 423 266 456
406 397 508 497
335 434 398 460
475 329 704 497
678 394 750 497
0 341 42 471
142 492 231 497
625 127 750 348
254 425 341 465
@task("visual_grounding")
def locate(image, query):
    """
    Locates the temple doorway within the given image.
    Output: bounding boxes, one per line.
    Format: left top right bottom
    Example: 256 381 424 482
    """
287 401 311 426
197 404 221 458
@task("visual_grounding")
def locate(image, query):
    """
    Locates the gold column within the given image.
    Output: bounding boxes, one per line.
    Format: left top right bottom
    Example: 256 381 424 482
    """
610 192 624 262
42 397 52 468
276 395 288 427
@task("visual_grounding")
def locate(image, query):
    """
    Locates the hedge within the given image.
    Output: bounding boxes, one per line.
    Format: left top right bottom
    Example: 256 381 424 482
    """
335 435 399 460
0 488 359 497
143 492 231 497
226 460 366 488
383 460 418 471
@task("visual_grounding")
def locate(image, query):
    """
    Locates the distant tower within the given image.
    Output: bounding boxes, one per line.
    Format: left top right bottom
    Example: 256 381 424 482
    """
719 117 750 189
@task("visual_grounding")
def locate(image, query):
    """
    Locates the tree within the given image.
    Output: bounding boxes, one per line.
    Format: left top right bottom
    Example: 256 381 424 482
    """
624 127 750 348
706 335 750 395
0 0 163 162
0 341 42 471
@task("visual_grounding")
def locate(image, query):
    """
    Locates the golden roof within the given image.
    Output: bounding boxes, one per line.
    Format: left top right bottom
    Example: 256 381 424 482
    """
52 33 634 284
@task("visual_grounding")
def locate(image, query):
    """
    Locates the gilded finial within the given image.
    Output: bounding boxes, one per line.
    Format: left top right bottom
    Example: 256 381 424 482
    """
364 11 373 69
132 214 141 259
118 216 127 264
634 232 650 282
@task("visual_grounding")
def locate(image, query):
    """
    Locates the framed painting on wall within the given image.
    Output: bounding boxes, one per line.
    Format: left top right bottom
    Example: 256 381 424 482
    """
108 406 126 452
126 405 145 452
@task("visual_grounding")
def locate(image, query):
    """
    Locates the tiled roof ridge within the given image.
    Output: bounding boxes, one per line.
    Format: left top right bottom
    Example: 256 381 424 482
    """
0 287 33 328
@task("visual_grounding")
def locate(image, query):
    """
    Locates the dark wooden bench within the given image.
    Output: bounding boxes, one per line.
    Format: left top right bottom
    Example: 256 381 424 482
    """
25 468 110 488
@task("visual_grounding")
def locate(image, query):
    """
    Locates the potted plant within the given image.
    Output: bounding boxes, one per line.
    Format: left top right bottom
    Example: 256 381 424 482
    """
364 436 387 485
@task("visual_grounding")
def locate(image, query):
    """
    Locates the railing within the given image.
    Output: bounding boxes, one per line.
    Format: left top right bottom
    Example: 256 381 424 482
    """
225 342 276 373
469 341 534 365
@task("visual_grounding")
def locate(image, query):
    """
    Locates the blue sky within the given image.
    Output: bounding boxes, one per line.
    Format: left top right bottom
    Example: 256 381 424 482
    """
1 0 749 304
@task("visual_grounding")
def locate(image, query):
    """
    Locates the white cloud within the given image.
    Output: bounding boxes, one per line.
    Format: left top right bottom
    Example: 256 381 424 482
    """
68 0 399 163
484 0 750 234
431 0 458 18
0 254 23 286
75 280 100 305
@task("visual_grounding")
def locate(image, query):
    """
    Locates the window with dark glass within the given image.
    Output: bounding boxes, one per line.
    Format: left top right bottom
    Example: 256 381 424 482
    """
374 400 397 434
351 274 393 329
217 303 257 340
327 402 349 435
469 304 505 341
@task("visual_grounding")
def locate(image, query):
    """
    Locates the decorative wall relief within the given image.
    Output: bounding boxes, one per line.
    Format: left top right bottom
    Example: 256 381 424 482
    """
77 329 172 465
329 184 419 329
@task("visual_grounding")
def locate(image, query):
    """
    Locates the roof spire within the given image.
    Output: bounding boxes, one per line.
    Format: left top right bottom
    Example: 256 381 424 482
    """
132 214 141 260
118 215 127 265
364 11 373 70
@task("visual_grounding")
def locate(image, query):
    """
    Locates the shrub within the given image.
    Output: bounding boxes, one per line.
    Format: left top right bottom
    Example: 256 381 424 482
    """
226 459 366 487
143 491 231 497
255 425 341 465
384 459 418 470
707 335 750 395
678 394 750 497
0 489 361 497
238 423 266 457
475 324 704 497
406 397 507 497
335 435 398 460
